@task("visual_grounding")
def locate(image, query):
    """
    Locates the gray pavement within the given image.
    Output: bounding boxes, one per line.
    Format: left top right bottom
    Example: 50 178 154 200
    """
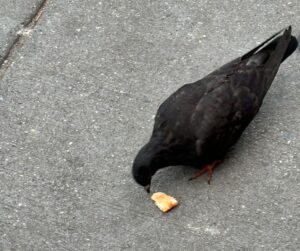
0 0 300 250
0 0 45 64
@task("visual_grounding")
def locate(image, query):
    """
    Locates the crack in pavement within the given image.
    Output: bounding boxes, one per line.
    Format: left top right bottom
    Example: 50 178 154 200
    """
0 0 49 79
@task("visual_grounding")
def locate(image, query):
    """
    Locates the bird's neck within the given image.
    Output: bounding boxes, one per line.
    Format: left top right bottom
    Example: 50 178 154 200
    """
145 137 179 169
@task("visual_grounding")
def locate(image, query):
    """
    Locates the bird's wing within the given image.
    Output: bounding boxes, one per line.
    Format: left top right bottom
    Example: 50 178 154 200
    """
152 83 206 144
152 27 293 154
204 29 284 78
187 27 294 153
191 66 268 157
151 65 266 148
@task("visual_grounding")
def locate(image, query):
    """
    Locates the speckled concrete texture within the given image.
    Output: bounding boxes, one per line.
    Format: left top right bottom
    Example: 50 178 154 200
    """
0 0 45 63
0 0 300 250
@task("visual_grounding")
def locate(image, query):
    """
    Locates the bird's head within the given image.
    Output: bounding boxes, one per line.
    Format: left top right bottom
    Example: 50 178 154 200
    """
132 144 158 193
132 162 152 193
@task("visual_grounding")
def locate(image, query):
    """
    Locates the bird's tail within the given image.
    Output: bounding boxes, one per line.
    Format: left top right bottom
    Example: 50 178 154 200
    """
280 34 298 62
242 26 298 98
243 26 298 67
263 26 297 68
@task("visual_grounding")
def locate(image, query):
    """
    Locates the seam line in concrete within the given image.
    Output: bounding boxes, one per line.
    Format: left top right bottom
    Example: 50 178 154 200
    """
0 0 49 78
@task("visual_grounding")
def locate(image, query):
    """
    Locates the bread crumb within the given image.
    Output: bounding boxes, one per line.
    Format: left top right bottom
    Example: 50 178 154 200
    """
151 192 178 212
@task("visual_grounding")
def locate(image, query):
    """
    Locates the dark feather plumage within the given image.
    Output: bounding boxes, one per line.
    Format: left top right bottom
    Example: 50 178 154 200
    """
132 26 298 191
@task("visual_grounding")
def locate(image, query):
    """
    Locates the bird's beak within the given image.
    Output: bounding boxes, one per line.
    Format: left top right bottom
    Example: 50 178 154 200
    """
144 184 151 193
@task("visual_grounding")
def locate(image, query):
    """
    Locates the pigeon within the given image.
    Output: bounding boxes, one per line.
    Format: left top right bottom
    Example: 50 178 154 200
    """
132 26 298 193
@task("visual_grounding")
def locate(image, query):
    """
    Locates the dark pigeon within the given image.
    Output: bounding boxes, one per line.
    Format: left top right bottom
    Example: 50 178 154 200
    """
132 26 298 193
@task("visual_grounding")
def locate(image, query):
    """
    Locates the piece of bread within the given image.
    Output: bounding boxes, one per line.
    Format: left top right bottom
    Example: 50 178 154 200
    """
151 192 178 212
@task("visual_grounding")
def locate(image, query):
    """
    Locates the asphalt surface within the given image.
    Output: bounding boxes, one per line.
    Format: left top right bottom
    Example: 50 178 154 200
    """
0 0 300 250
0 0 45 63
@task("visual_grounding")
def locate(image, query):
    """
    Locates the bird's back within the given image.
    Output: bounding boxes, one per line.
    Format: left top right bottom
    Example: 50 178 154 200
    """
151 27 298 165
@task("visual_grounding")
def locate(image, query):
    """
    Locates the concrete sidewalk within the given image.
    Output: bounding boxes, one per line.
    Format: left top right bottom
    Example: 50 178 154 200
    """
0 0 45 64
0 0 300 250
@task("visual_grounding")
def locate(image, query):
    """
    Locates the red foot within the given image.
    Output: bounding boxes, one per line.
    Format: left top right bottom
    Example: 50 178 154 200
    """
189 160 221 184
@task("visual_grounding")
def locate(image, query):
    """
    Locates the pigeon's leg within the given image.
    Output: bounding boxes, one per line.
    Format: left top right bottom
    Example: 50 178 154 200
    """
188 160 221 184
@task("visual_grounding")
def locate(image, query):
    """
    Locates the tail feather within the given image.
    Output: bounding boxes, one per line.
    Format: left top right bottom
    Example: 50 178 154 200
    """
243 26 298 67
281 35 298 62
264 26 292 68
243 26 298 98
208 27 298 77
241 28 285 61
